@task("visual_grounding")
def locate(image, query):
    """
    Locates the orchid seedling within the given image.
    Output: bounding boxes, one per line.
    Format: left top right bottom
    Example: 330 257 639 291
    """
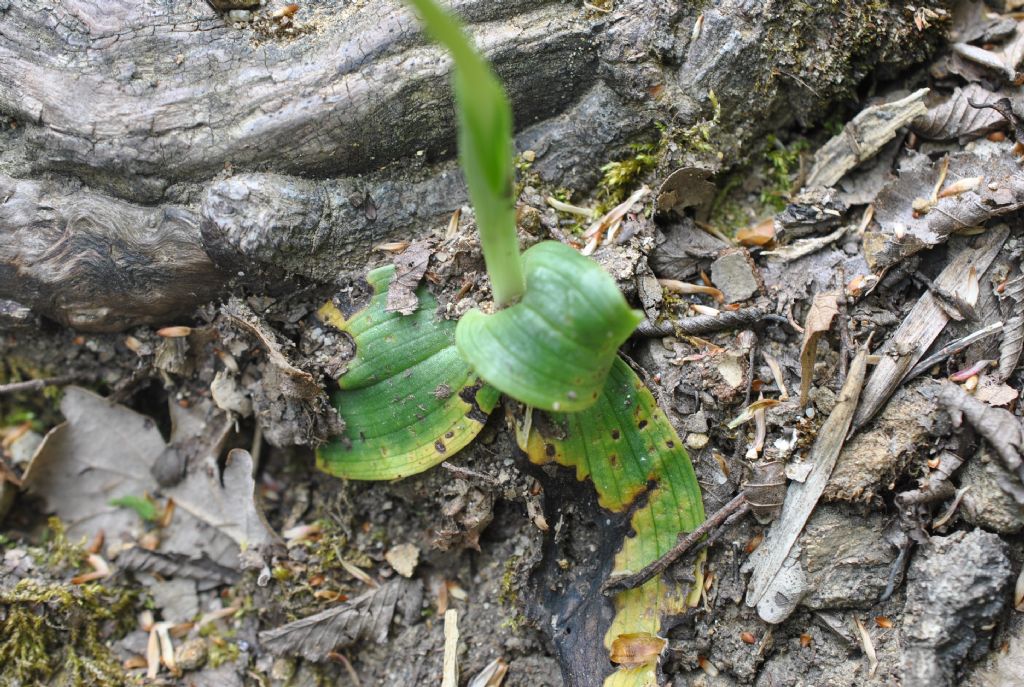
407 0 642 413
317 4 705 684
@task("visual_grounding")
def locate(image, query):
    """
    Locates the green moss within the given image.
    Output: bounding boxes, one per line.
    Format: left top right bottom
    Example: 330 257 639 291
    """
706 132 810 233
593 141 660 216
207 635 241 668
39 517 86 571
708 173 748 233
0 579 137 686
498 555 520 606
760 134 809 212
673 89 721 156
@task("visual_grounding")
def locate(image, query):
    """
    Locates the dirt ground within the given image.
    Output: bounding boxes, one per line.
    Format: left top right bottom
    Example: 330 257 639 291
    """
3 2 1024 687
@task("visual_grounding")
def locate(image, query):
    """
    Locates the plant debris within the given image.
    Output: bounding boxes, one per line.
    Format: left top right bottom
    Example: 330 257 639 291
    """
22 387 281 571
259 578 422 662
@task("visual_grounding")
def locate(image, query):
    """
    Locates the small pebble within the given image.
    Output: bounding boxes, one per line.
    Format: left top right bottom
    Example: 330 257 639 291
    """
175 638 208 671
227 9 252 21
685 433 709 450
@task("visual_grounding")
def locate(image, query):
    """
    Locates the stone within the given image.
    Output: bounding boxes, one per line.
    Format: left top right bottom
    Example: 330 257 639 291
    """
960 447 1024 534
385 543 420 578
710 250 760 303
902 530 1012 687
799 505 898 609
175 638 208 671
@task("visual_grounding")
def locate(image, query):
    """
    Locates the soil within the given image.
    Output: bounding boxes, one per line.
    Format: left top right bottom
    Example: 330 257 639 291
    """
3 2 1024 687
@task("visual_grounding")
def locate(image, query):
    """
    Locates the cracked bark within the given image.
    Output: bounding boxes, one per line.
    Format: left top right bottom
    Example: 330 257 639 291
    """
0 0 944 332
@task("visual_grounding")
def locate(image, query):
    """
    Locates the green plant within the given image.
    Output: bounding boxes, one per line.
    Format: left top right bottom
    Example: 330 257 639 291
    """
760 134 808 211
0 579 136 686
316 3 705 684
408 0 642 412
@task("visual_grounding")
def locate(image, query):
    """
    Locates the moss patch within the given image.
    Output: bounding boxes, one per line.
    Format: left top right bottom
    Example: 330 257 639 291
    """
0 579 136 686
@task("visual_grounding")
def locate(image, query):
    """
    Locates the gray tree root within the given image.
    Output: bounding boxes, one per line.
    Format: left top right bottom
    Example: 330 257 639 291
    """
0 0 944 332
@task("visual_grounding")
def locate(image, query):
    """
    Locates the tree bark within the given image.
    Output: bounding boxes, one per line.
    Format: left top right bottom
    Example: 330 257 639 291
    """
0 0 946 330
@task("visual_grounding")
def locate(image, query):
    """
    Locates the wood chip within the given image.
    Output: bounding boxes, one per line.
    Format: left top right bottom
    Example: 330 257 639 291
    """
746 343 868 612
799 292 840 406
852 227 1008 431
806 88 929 188
853 615 878 678
442 609 460 687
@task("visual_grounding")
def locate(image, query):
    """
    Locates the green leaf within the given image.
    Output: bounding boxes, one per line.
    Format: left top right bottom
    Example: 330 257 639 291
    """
316 266 499 481
406 0 524 306
109 495 157 522
517 357 705 683
457 241 642 412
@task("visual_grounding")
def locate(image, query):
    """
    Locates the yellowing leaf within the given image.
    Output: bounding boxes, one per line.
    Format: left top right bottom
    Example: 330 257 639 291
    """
602 665 659 687
518 357 705 685
317 266 498 480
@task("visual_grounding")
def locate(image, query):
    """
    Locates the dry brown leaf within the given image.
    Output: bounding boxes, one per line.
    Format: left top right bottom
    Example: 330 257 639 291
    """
736 219 776 247
939 382 1024 505
260 578 421 661
22 387 165 542
799 292 840 406
974 380 1018 407
913 84 1012 143
951 27 1024 83
999 269 1024 381
865 147 1024 271
385 240 432 315
609 632 668 667
656 167 715 217
22 388 281 571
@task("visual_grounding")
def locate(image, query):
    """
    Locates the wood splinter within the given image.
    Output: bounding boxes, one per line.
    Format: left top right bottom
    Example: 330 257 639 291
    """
601 491 750 595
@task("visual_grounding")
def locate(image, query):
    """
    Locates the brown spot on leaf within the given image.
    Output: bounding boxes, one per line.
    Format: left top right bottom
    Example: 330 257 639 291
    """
434 440 446 454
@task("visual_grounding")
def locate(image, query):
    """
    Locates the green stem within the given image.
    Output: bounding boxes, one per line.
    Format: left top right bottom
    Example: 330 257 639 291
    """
406 0 526 307
474 198 525 307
